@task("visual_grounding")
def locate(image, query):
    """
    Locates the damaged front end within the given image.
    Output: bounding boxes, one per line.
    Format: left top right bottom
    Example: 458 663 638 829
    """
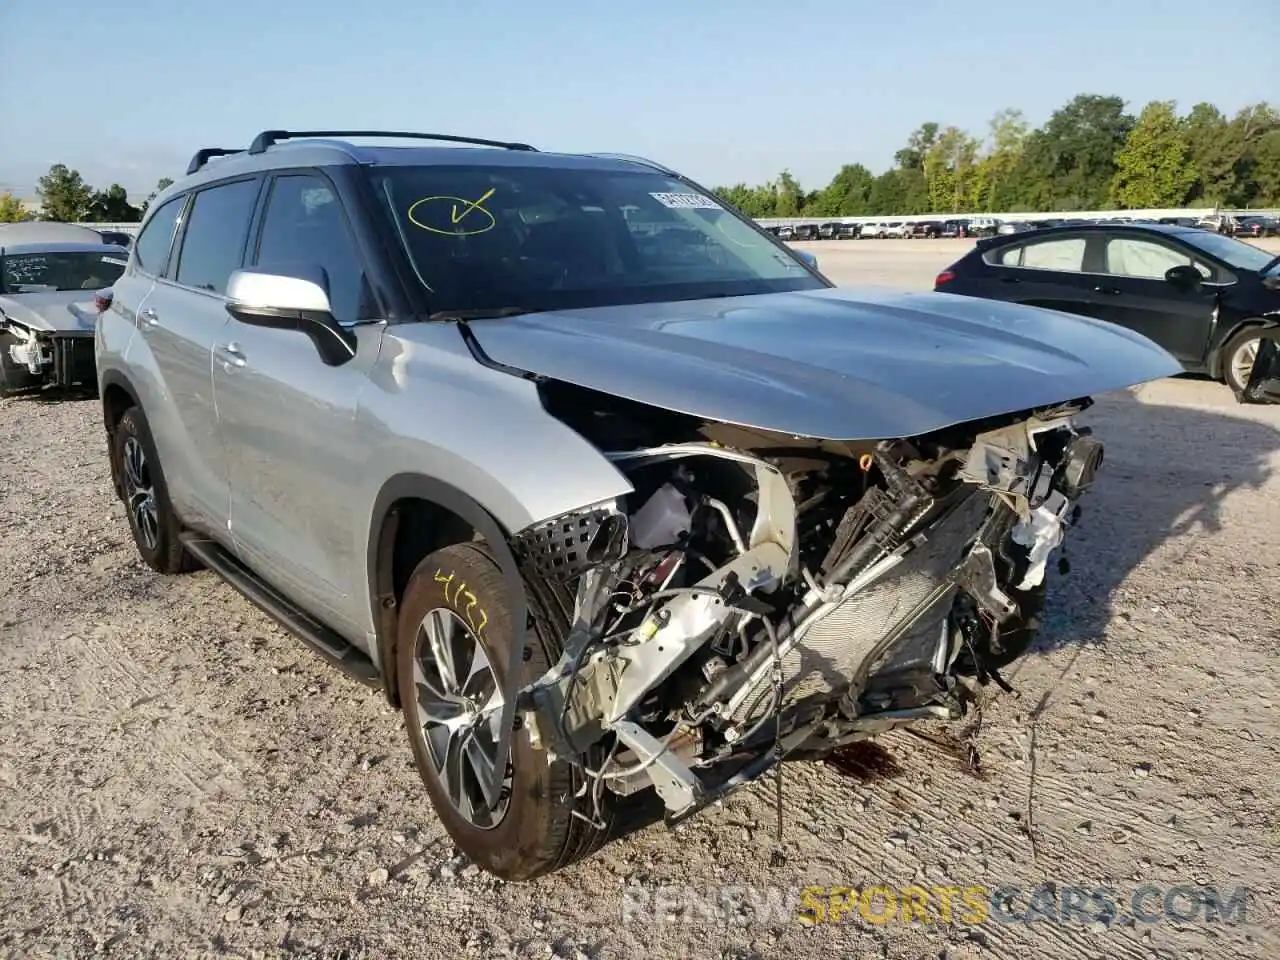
504 399 1103 824
0 321 98 396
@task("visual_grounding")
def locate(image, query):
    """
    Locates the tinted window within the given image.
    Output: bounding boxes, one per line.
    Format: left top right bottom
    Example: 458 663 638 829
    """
368 164 824 314
253 175 369 325
174 179 260 294
133 195 185 275
994 237 1086 272
1105 237 1211 280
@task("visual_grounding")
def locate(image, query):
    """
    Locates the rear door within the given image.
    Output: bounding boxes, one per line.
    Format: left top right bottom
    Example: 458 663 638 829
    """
139 176 262 533
956 233 1107 319
1092 232 1222 366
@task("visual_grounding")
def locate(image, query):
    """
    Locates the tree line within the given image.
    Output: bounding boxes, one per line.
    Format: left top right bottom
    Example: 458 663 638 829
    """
712 95 1280 219
3 95 1278 226
0 168 175 224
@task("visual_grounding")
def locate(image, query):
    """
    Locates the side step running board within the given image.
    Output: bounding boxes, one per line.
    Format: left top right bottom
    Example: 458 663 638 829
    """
180 534 382 689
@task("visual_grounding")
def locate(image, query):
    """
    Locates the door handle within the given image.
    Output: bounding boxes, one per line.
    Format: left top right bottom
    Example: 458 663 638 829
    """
140 307 159 326
216 341 246 368
999 276 1021 284
1092 285 1122 295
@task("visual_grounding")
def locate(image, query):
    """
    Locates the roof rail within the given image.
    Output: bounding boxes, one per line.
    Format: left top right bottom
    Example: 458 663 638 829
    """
186 148 246 175
582 152 676 174
246 129 538 155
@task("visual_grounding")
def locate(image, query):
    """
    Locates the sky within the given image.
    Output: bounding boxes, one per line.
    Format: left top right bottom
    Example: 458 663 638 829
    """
2 0 1277 202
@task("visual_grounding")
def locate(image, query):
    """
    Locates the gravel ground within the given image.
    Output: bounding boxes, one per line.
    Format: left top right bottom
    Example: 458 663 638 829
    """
3 239 1279 960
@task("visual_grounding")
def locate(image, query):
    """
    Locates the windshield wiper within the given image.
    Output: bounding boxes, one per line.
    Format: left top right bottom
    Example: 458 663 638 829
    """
426 307 534 322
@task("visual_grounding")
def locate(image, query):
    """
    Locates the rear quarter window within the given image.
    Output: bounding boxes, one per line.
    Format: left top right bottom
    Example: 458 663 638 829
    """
133 195 187 276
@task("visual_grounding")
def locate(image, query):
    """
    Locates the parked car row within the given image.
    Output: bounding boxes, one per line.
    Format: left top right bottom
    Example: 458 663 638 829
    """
764 213 1280 241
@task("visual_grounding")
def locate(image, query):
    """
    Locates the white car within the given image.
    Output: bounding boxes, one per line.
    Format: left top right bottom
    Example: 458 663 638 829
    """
0 222 128 396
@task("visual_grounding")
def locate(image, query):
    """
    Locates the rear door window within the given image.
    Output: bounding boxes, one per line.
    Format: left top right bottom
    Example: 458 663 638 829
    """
173 178 261 295
990 237 1087 272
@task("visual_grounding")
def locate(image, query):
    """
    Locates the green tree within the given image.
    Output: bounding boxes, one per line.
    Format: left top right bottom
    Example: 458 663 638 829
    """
1246 129 1280 206
894 122 940 173
971 109 1028 210
808 163 875 216
0 191 30 223
713 183 776 218
925 126 981 213
1226 103 1280 206
770 170 804 217
141 177 175 215
1110 100 1196 208
86 183 143 222
36 164 95 222
1183 103 1238 205
1034 94 1134 209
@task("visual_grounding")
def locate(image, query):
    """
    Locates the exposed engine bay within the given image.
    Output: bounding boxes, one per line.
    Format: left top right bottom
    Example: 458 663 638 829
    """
507 391 1105 826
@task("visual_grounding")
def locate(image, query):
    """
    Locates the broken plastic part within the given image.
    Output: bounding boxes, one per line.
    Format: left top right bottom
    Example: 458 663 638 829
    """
630 483 692 549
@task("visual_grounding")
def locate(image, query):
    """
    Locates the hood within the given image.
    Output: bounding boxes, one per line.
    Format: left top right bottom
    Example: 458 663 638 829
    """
461 287 1182 440
0 290 103 333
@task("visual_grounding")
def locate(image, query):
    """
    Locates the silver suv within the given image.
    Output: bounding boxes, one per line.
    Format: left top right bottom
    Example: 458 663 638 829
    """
96 129 1179 880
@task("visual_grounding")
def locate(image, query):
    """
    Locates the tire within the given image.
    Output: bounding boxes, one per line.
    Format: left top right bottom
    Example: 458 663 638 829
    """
396 542 613 880
1221 327 1264 394
112 406 199 574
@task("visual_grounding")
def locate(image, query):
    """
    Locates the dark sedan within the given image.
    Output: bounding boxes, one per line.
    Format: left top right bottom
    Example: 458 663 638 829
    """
934 223 1280 395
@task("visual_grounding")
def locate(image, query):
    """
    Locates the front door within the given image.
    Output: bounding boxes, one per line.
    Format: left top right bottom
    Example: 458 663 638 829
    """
1090 234 1220 367
212 171 382 640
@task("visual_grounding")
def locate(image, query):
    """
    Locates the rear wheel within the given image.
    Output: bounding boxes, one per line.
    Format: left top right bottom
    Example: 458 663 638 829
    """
396 542 614 880
111 407 199 574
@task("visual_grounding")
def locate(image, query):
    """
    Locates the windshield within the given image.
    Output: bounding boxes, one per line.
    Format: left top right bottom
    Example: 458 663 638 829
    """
368 163 826 314
1177 231 1277 273
0 250 128 294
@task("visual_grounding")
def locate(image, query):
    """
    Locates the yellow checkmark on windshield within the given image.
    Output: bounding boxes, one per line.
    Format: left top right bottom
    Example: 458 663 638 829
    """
451 187 496 224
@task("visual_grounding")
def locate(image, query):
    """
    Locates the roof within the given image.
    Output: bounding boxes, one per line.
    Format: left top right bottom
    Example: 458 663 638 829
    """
0 222 107 245
1 241 128 256
977 221 1206 245
152 135 671 210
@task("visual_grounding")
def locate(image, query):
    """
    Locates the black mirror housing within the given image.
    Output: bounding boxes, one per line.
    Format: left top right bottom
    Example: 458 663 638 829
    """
1164 264 1203 290
224 267 357 367
226 302 357 366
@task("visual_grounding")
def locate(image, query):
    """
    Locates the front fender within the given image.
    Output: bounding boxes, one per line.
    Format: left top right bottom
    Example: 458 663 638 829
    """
356 322 635 535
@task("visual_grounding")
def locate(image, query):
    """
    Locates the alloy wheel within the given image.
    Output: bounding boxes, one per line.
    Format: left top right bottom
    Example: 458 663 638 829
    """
1230 337 1260 391
412 607 511 829
121 435 159 552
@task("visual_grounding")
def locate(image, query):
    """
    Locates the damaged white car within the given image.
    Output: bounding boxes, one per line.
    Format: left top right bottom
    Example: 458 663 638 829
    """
0 222 127 396
97 131 1183 880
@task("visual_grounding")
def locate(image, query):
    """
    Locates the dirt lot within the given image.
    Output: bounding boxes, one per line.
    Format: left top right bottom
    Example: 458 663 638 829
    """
3 239 1279 960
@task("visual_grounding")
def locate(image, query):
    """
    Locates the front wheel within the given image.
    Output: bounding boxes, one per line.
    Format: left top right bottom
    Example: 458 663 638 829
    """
396 542 613 880
1222 328 1263 395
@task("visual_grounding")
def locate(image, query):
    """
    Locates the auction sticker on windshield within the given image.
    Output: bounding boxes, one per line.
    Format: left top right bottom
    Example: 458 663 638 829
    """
650 192 723 210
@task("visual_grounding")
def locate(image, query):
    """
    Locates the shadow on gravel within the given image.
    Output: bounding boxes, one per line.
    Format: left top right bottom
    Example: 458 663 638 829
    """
1028 387 1278 659
0 386 98 404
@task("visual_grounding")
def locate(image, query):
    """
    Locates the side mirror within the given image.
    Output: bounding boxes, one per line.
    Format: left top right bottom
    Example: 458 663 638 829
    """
225 266 357 367
1164 264 1203 291
1238 333 1280 405
795 249 819 271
